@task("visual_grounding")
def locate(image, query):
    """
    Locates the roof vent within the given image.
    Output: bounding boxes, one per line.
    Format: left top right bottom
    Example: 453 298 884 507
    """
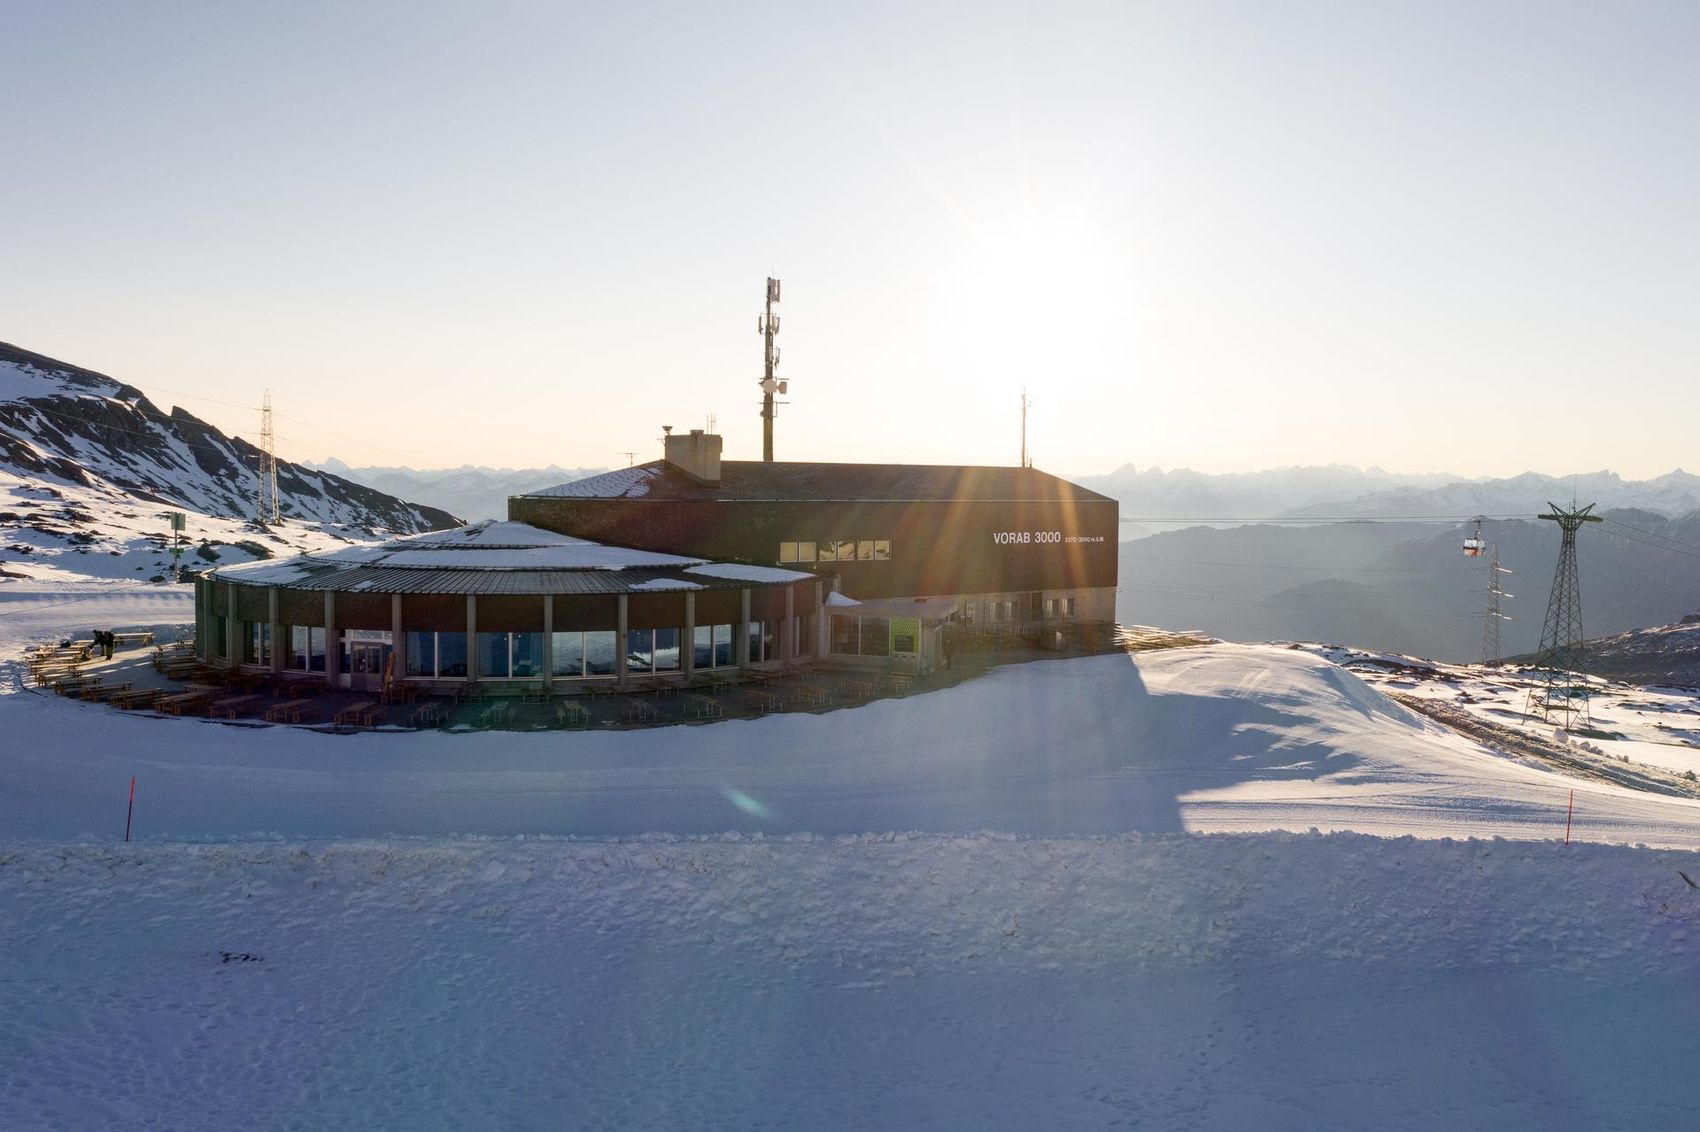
664 428 722 487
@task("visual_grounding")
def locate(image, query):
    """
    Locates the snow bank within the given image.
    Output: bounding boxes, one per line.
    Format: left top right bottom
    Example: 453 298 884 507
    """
5 831 1700 1129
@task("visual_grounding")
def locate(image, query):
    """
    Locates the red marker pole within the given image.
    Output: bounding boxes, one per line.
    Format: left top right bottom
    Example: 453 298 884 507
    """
1564 789 1574 846
125 776 136 843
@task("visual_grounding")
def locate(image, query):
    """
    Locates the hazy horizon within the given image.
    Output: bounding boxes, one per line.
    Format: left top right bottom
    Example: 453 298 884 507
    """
5 2 1697 479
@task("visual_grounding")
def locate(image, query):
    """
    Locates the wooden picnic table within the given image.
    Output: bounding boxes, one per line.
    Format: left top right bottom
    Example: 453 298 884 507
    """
111 688 163 710
207 694 263 719
845 677 880 701
621 699 659 724
412 702 447 728
333 701 382 727
382 681 421 704
554 701 591 727
480 701 516 729
265 698 315 723
112 631 155 647
521 683 550 703
684 693 723 719
81 682 133 703
794 684 833 708
748 690 786 714
157 690 215 716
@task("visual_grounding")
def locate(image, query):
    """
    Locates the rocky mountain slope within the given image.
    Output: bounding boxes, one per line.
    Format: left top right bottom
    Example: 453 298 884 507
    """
0 341 460 582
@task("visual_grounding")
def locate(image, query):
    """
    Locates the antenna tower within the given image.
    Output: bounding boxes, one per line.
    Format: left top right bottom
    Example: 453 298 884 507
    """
1524 502 1602 728
1020 390 1033 468
1481 542 1513 664
757 277 787 461
257 390 280 524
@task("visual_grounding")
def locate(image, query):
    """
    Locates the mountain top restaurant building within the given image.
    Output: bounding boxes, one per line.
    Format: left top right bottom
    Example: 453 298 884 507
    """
196 433 1118 691
198 521 820 693
509 429 1119 673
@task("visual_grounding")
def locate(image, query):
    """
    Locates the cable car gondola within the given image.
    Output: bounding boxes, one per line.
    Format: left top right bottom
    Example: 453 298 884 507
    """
1462 518 1486 557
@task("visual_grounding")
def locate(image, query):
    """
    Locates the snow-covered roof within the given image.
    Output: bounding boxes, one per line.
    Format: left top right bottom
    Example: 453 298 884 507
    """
528 465 665 499
209 520 803 596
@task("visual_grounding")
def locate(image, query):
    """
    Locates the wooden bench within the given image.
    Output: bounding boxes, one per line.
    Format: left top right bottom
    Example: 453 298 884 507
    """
412 702 447 728
521 683 550 704
207 694 263 719
111 688 163 710
81 682 134 703
112 631 155 648
621 699 659 724
794 684 833 708
748 690 786 714
480 701 516 729
265 698 315 724
156 690 215 716
333 701 382 727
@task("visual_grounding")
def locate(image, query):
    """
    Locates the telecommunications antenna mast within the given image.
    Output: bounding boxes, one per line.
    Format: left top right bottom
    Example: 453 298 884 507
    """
1020 390 1034 468
257 390 280 525
757 277 788 461
1524 502 1602 728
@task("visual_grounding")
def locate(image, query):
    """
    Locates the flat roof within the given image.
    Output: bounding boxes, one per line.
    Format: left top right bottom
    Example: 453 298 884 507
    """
208 520 811 596
522 460 1115 504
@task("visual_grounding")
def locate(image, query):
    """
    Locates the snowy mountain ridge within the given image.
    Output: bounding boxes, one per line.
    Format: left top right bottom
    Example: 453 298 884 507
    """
0 341 461 582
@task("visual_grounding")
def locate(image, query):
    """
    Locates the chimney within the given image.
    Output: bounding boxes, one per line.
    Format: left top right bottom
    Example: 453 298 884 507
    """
664 428 722 487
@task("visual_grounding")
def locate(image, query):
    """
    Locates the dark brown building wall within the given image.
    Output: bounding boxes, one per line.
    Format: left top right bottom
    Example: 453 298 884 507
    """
278 589 324 627
335 592 391 630
510 497 1119 601
235 584 269 622
627 592 687 630
552 595 619 631
401 593 466 632
476 595 544 633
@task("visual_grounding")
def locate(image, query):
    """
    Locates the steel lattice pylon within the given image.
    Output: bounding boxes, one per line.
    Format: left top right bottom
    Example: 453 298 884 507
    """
1482 543 1511 665
1524 502 1602 729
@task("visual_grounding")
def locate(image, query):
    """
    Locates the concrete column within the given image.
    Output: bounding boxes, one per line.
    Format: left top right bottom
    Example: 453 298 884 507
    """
682 591 696 679
324 592 339 683
225 581 238 666
615 594 629 688
781 584 795 666
268 588 283 674
391 594 403 682
542 595 554 691
737 588 752 669
816 581 826 658
466 594 478 680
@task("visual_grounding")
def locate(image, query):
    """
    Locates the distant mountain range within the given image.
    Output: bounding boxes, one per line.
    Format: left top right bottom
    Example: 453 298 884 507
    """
1075 464 1700 532
1118 511 1700 664
305 459 608 522
0 342 459 583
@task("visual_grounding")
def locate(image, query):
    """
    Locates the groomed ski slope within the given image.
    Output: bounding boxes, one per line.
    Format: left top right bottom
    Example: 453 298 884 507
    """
4 585 1700 845
9 583 1700 1130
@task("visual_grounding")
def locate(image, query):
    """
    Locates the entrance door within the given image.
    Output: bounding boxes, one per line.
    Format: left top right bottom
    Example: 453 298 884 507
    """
339 631 393 692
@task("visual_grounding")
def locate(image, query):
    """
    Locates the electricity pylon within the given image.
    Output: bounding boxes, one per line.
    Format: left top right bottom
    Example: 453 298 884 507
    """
257 390 280 525
1524 502 1602 728
1482 544 1512 664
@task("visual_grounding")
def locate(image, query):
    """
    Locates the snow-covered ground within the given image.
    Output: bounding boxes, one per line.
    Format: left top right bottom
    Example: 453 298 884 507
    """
9 586 1700 1129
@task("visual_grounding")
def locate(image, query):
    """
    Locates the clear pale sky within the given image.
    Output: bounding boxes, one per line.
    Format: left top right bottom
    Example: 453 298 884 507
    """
3 2 1696 478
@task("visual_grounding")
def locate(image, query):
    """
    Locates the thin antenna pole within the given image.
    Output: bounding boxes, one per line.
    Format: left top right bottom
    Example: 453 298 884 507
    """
1020 390 1028 469
758 277 782 461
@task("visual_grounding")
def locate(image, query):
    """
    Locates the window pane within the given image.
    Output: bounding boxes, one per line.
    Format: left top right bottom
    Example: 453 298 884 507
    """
478 632 510 678
873 539 891 560
857 540 874 561
746 621 763 663
713 624 732 668
405 631 435 677
818 542 836 563
653 627 681 671
693 625 713 669
761 620 776 662
552 631 584 678
291 625 308 670
309 627 327 672
797 541 816 563
626 629 653 673
831 615 857 655
584 631 616 676
437 632 467 677
511 632 544 678
860 617 889 656
778 542 798 563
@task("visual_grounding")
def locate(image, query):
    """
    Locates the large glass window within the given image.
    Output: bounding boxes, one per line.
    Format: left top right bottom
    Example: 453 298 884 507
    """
860 617 889 656
437 632 467 677
713 624 733 667
693 625 714 670
818 542 837 563
210 613 228 659
873 539 891 560
831 615 858 655
626 629 653 673
653 628 681 672
779 542 799 563
584 631 616 676
405 631 435 677
512 632 543 677
241 621 270 665
552 632 585 678
477 632 510 678
797 541 816 563
856 540 875 561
